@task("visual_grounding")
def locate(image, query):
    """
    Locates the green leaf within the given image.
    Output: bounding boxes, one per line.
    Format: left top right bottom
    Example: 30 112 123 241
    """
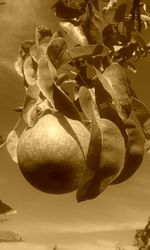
94 63 132 120
132 97 150 152
6 130 19 163
23 56 37 86
53 82 81 121
112 113 145 184
59 22 88 46
37 54 57 106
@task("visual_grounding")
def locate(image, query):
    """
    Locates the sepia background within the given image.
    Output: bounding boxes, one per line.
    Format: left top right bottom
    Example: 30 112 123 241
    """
0 0 150 249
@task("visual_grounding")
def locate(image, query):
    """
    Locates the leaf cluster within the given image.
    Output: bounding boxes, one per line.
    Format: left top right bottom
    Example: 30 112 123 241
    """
1 0 150 202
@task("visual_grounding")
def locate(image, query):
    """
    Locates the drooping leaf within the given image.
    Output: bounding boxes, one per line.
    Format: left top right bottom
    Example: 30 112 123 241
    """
112 112 145 184
79 86 98 120
94 63 132 120
94 78 127 139
37 54 57 106
132 97 150 152
77 116 126 201
53 82 81 121
23 56 37 86
6 130 19 163
76 114 102 202
51 0 84 19
77 86 125 201
59 22 89 46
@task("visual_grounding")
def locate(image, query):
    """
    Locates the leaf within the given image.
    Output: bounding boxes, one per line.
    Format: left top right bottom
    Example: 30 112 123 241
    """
61 0 86 9
6 130 19 163
79 86 99 120
37 54 57 106
94 78 127 138
53 82 81 121
131 30 148 53
14 56 24 77
19 40 35 60
124 61 137 73
59 22 89 46
23 84 40 126
0 135 6 149
94 63 132 120
131 97 150 152
23 56 37 86
13 107 23 112
51 0 84 19
103 6 116 24
59 44 105 67
91 0 99 10
76 114 102 202
77 86 125 201
141 15 150 25
112 113 145 184
0 200 17 215
81 13 103 44
30 44 42 64
77 116 126 202
47 37 67 69
35 25 52 47
114 4 127 22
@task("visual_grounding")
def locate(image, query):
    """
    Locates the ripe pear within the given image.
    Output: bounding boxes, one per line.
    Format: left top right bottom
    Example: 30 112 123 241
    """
17 112 90 194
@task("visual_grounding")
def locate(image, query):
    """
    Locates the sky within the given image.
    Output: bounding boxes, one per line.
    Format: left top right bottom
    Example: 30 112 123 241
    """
0 1 150 250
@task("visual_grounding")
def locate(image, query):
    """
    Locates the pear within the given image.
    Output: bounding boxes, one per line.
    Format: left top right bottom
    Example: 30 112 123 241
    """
17 113 90 194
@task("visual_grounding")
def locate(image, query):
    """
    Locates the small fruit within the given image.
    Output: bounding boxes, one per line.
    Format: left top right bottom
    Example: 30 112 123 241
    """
17 113 90 194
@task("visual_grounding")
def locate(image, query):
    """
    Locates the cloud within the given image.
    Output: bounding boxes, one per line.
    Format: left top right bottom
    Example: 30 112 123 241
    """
0 242 49 250
30 220 146 234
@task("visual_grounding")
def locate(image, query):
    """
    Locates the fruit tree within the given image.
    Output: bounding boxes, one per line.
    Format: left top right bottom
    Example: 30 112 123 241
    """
1 0 150 202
